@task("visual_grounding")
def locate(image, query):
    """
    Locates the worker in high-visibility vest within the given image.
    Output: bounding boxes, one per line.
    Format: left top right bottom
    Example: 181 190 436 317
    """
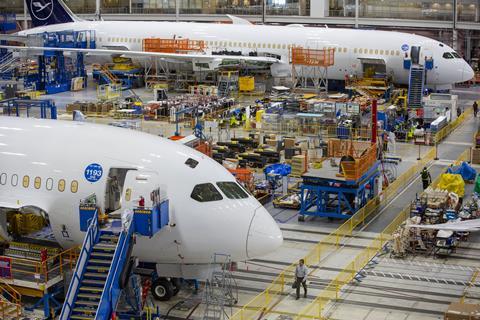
421 167 432 190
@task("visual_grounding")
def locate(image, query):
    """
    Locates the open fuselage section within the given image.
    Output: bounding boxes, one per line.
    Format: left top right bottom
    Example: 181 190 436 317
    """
21 21 474 86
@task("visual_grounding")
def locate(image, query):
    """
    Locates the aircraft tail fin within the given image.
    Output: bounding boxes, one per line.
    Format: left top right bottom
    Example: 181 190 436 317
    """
25 0 81 27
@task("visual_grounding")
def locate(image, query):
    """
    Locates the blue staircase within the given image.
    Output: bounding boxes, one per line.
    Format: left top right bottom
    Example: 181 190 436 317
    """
60 207 136 320
407 65 425 108
60 200 169 320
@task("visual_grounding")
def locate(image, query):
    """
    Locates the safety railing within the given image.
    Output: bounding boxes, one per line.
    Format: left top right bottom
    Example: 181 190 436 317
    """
455 148 471 165
143 38 206 53
291 48 335 67
0 246 79 285
96 217 135 319
460 270 479 304
59 210 99 320
327 139 372 158
251 122 377 140
0 299 21 319
294 144 465 319
434 108 472 143
340 144 377 180
231 146 436 320
0 278 22 318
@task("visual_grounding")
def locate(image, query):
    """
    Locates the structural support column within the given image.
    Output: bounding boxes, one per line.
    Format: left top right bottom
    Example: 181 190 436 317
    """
95 0 101 20
176 0 180 22
262 0 267 24
355 0 359 28
23 0 28 30
465 31 472 62
452 0 457 51
371 99 377 144
476 1 480 22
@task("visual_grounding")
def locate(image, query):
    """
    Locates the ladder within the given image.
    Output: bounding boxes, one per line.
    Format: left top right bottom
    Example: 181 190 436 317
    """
203 254 238 320
0 52 20 76
60 209 135 320
124 88 143 103
0 281 22 320
218 80 230 97
99 65 121 85
407 65 425 108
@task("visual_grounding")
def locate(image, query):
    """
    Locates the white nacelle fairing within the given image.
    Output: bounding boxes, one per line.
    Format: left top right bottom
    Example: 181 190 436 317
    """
0 117 283 278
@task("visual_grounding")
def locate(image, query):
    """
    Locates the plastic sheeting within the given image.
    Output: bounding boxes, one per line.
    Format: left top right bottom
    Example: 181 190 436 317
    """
475 175 480 194
264 163 291 177
437 173 465 197
446 161 477 181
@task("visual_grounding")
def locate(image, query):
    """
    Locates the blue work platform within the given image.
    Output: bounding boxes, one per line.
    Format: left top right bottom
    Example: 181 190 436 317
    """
25 30 95 94
299 161 380 221
60 199 169 320
0 98 57 119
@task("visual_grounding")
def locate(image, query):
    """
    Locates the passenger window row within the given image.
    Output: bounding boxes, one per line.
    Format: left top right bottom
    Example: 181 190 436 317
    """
353 48 401 56
98 37 353 54
0 173 78 193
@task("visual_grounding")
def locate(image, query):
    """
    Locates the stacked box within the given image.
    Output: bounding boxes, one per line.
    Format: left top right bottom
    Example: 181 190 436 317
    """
291 154 306 176
284 138 295 149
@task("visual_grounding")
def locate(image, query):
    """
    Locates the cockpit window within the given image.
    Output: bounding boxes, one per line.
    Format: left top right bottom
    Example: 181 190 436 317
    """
442 52 454 59
217 182 249 199
451 52 461 58
185 158 199 169
191 183 223 202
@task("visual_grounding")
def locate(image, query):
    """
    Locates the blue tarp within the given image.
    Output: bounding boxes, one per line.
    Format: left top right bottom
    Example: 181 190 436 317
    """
264 163 291 177
447 161 477 181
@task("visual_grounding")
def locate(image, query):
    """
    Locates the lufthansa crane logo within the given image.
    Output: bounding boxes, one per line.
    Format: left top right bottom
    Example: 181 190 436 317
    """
31 1 54 21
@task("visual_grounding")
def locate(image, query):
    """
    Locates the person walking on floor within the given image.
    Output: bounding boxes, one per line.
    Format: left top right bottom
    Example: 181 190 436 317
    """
473 101 478 117
421 167 432 190
295 259 308 300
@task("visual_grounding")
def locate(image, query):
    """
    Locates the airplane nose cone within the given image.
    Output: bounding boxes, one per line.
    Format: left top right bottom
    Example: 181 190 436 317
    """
246 207 283 259
463 62 475 82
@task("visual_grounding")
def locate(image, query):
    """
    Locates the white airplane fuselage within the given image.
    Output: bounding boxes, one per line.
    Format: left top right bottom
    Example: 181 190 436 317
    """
20 21 475 87
0 117 283 278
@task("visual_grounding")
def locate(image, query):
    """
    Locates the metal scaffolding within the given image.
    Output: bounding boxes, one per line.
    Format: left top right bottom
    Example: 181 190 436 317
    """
291 47 335 95
203 254 238 320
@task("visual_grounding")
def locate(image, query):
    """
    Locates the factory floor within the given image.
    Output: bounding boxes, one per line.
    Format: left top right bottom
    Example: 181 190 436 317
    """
149 86 480 320
23 81 480 319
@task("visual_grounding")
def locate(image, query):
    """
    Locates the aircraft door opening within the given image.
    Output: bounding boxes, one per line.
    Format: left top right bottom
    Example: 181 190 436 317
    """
104 168 132 213
123 170 162 210
411 46 421 65
358 58 387 78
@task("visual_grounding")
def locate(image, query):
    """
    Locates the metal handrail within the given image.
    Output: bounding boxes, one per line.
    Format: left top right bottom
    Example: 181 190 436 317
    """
0 277 21 304
0 52 13 65
59 211 99 320
109 221 135 311
94 217 136 318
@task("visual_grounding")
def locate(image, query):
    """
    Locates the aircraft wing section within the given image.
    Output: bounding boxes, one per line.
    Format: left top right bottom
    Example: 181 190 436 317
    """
0 45 280 64
407 219 480 232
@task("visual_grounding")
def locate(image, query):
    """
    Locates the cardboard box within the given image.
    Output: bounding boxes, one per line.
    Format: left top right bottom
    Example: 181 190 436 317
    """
472 148 480 165
444 302 480 320
284 138 296 149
